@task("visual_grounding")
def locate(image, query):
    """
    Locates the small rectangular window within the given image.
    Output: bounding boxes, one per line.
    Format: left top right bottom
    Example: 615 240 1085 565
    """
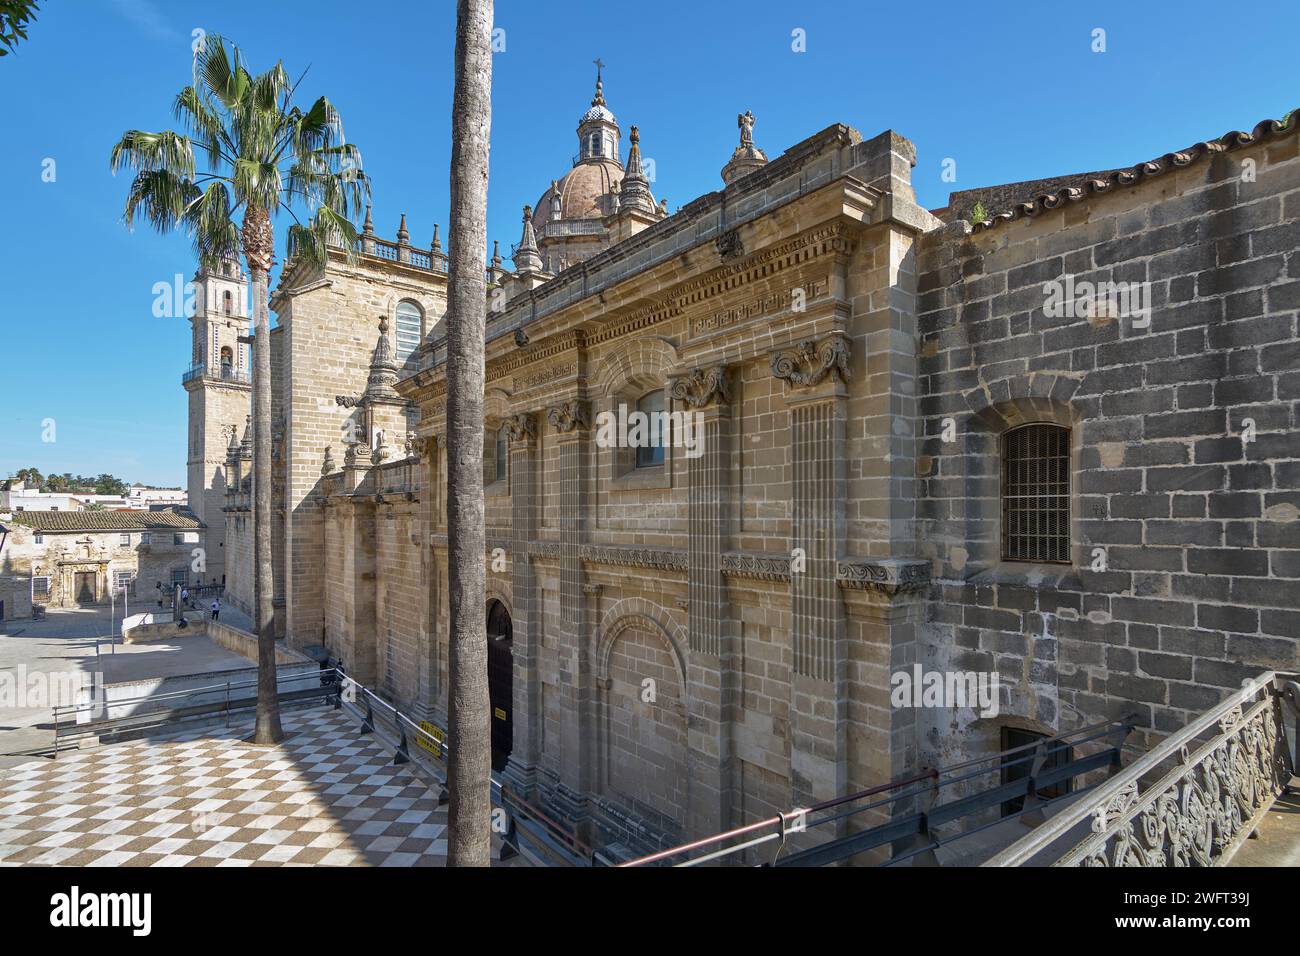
34 532 44 545
31 576 50 600
141 532 151 545
120 533 130 546
1001 424 1070 563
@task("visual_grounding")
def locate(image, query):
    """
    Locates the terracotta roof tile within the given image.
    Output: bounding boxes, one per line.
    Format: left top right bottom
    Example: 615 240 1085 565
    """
6 509 203 532
972 110 1297 232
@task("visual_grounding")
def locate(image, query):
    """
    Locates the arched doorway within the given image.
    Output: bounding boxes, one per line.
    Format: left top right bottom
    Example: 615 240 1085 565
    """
486 599 514 772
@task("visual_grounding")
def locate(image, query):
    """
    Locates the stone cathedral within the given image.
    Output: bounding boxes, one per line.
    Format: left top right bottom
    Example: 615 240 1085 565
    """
186 73 1300 858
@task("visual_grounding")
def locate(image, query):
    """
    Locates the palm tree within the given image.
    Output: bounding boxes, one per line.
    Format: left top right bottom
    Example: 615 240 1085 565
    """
111 37 368 746
445 0 494 866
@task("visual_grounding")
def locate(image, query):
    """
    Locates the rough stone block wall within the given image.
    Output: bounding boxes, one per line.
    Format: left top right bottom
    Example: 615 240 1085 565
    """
223 512 254 617
916 129 1300 760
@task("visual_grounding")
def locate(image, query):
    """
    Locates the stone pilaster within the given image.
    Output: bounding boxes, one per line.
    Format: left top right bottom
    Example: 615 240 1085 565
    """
340 497 378 687
671 364 737 837
503 411 541 797
773 333 851 811
546 399 594 830
415 435 441 721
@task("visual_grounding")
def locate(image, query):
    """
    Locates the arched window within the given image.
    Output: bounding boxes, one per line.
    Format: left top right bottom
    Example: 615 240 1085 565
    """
495 423 509 483
634 390 666 468
219 346 233 376
395 300 423 360
1001 423 1070 563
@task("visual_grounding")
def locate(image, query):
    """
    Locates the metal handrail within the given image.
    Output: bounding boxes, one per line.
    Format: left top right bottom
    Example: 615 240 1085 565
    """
330 668 593 865
983 671 1300 867
182 363 250 385
619 715 1134 867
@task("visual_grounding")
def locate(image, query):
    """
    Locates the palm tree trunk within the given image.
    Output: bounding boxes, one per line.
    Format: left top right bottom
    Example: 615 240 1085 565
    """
245 205 283 747
445 0 493 867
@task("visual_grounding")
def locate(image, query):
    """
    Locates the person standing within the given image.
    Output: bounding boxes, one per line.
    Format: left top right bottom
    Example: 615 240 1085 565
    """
211 598 221 622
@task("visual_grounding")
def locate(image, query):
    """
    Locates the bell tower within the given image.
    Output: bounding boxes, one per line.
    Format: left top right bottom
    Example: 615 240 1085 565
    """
183 254 252 587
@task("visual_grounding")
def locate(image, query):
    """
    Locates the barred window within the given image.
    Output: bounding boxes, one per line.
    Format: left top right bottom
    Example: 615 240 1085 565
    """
1001 423 1070 563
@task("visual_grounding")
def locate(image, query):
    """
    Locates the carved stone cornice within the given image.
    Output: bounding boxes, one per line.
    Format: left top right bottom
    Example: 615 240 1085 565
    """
771 332 851 388
505 412 537 445
528 541 561 560
721 551 791 582
579 544 687 573
335 395 362 409
836 558 931 595
669 364 732 409
408 223 860 407
547 400 591 433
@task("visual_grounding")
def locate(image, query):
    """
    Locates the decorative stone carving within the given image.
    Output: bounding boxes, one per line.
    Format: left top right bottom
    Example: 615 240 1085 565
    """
547 400 591 433
505 412 537 445
835 558 931 595
321 446 337 476
344 441 372 467
403 433 427 458
714 228 744 261
721 551 792 582
669 365 732 409
335 395 361 408
579 544 687 572
771 332 851 388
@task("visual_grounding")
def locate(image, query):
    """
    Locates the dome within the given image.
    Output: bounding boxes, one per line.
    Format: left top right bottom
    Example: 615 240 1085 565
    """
581 103 616 125
533 157 625 228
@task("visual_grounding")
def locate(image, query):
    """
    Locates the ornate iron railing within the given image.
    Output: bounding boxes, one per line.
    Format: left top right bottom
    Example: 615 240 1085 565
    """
984 672 1299 867
182 363 250 385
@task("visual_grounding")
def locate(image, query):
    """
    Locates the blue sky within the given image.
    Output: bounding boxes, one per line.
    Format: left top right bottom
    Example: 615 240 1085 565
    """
0 0 1295 487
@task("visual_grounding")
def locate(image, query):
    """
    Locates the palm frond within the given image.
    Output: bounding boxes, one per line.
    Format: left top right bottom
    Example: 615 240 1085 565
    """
181 180 241 271
173 85 233 172
116 36 370 276
286 205 359 270
195 36 247 111
122 169 201 233
109 130 196 179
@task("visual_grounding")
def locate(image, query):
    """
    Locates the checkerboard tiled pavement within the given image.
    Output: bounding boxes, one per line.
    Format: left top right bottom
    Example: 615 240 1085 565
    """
0 707 520 867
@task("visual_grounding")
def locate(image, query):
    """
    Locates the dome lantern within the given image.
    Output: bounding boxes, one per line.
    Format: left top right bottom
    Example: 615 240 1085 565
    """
576 58 621 164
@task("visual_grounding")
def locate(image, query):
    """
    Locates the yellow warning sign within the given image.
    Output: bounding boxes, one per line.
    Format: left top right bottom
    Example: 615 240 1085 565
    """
494 707 507 721
415 720 445 757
